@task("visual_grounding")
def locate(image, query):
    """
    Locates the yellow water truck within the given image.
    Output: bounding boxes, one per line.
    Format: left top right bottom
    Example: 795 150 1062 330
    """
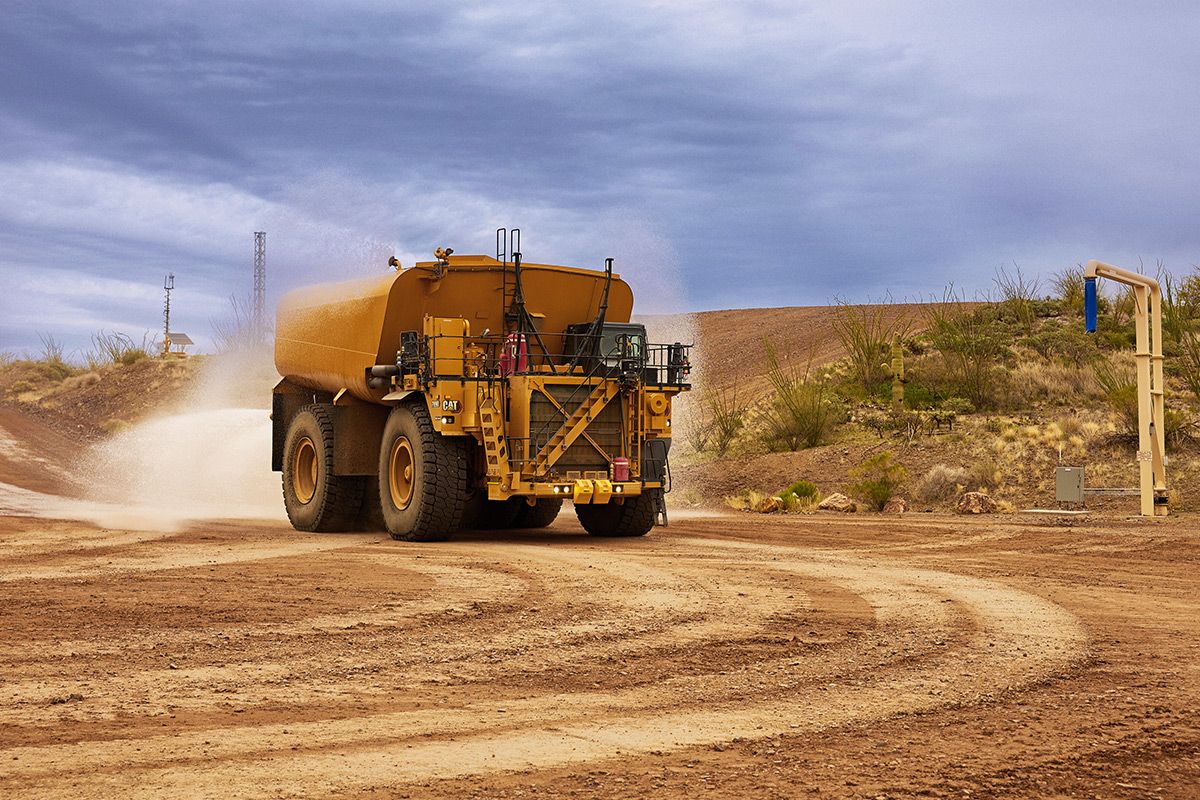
272 234 691 541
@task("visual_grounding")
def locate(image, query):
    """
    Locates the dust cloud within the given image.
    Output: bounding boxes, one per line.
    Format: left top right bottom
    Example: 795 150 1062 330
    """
71 347 285 530
79 408 281 529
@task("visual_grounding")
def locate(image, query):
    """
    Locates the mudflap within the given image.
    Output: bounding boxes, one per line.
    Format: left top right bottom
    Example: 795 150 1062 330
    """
643 438 672 527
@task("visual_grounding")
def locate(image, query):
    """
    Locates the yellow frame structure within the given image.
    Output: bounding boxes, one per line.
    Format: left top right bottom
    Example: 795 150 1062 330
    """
1085 259 1168 516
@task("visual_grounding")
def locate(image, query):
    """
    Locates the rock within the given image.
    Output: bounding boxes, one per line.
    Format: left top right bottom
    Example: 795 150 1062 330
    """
817 493 857 513
882 496 909 514
956 491 998 514
754 495 785 513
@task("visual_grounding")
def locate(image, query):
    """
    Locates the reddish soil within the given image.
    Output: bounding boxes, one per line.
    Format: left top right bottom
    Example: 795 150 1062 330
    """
1 406 1198 798
672 303 927 398
0 357 202 441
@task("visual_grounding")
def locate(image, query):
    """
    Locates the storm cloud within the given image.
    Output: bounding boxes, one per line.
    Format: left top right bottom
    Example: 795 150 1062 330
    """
2 1 1198 353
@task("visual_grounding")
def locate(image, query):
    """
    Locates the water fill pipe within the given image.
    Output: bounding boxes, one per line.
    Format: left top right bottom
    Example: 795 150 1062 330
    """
1084 276 1098 333
1082 259 1168 516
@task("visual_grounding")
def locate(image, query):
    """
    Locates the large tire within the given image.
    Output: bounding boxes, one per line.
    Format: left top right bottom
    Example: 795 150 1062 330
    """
575 490 658 537
282 405 366 532
379 402 470 541
513 498 563 529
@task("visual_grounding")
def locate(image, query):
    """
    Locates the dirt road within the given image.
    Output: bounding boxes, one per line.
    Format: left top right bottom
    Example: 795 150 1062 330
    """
0 416 1198 797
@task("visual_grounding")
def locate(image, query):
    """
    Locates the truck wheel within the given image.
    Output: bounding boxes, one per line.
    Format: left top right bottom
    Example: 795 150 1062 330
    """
513 498 563 529
379 401 470 541
282 405 366 532
575 490 658 537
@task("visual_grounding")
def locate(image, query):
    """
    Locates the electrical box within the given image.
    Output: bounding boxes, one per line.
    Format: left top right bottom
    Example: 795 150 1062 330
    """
1056 467 1084 503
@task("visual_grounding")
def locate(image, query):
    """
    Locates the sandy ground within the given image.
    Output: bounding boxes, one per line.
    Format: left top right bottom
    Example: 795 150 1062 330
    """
1 413 1198 798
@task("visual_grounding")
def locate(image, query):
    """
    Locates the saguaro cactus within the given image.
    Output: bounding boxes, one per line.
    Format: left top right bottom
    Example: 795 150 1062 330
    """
882 336 906 409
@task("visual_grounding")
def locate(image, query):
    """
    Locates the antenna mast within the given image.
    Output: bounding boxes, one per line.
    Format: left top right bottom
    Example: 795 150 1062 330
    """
162 273 174 355
253 231 266 342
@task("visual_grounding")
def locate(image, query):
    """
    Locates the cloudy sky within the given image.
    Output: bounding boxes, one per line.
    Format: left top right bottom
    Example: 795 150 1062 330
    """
2 1 1198 354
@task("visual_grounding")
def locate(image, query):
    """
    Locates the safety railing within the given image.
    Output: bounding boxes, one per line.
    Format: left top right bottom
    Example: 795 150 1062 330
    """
413 331 692 388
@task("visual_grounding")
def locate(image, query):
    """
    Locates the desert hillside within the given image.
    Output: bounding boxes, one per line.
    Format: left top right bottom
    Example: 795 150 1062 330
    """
653 303 929 399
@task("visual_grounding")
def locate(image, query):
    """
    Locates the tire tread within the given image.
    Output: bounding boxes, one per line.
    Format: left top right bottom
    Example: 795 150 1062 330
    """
574 490 657 537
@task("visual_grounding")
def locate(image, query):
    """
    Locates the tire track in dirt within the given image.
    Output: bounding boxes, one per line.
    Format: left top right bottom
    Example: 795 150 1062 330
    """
0 547 827 731
0 534 1087 799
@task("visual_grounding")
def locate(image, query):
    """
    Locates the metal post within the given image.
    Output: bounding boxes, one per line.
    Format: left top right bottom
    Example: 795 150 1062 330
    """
1084 259 1168 516
1133 284 1154 515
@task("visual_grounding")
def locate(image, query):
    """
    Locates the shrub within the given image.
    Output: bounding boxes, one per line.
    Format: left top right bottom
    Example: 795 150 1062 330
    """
940 397 975 416
59 371 102 393
723 488 769 512
857 408 891 439
784 479 819 501
1163 271 1200 406
967 459 1001 492
915 464 969 502
761 338 842 451
1095 355 1139 435
1022 321 1101 368
892 408 930 442
924 291 1013 409
1094 354 1193 444
88 331 152 367
993 264 1040 335
1176 331 1200 407
831 299 910 393
930 397 973 432
849 451 908 511
1107 284 1136 328
682 404 713 453
37 333 66 364
1052 266 1089 314
701 386 749 457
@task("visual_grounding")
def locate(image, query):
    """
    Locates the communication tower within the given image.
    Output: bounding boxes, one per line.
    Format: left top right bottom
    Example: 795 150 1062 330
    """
253 231 266 341
163 273 174 355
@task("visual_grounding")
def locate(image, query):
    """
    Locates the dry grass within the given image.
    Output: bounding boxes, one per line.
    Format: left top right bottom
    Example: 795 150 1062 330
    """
86 331 154 368
58 371 102 393
1008 361 1103 406
723 489 769 512
914 464 969 502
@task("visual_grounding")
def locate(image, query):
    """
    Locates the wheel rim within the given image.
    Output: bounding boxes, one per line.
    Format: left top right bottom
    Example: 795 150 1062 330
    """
292 436 318 504
389 436 415 509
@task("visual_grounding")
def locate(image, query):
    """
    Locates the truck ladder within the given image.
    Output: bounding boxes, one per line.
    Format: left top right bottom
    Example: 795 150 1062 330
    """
479 397 512 483
532 381 620 475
